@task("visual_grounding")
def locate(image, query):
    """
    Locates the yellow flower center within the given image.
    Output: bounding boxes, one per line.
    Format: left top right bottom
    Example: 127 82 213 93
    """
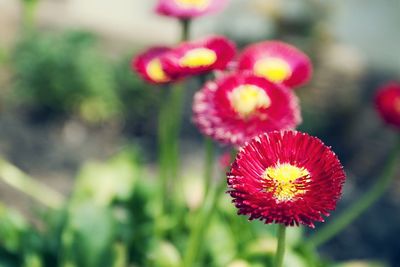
179 48 217 68
146 59 169 82
174 0 211 9
263 163 310 202
229 84 271 118
254 57 292 83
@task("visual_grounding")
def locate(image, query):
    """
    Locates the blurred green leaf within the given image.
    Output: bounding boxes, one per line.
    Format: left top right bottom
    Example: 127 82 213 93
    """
147 241 181 267
72 150 138 206
0 203 29 253
61 202 115 267
23 252 42 267
206 216 237 267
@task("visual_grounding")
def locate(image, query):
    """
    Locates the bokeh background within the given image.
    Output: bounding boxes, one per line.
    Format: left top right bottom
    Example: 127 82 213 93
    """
0 0 400 266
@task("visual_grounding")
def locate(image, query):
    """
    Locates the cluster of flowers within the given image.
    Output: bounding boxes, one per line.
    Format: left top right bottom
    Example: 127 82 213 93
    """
133 0 400 229
133 33 346 227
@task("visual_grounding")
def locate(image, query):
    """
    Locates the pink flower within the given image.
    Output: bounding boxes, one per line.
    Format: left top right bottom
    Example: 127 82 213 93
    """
161 35 236 78
375 81 400 129
155 0 229 19
193 72 301 146
132 47 174 84
238 41 312 89
228 131 346 228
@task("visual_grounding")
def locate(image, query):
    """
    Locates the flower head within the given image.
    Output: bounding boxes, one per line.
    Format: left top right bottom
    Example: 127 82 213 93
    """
161 36 236 78
193 72 301 146
228 131 346 228
375 81 400 129
132 47 173 84
238 41 312 89
155 0 229 19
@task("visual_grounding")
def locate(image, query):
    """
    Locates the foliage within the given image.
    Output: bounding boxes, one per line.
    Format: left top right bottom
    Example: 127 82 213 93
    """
0 149 388 267
11 31 161 128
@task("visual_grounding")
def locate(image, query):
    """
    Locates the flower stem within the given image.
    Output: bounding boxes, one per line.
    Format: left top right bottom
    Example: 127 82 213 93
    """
183 149 236 267
203 138 215 198
156 18 191 235
157 83 185 214
307 136 400 247
274 224 287 267
180 19 191 42
183 175 226 267
0 157 65 209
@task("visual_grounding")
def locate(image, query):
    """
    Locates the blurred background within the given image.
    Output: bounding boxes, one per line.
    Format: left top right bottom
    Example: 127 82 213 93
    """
0 0 399 266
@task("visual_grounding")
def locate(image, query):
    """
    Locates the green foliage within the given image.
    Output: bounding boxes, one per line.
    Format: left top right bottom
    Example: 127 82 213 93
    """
12 31 120 122
0 204 29 254
11 31 161 130
0 148 389 267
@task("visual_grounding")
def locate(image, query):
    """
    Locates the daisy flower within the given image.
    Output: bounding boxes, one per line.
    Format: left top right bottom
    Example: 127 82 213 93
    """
132 46 173 84
193 72 301 146
161 35 236 78
227 130 346 227
155 0 229 19
238 41 312 89
375 81 400 129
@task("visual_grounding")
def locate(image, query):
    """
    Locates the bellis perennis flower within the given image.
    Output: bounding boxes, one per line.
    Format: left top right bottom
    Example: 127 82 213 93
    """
155 0 229 19
375 81 400 129
228 131 346 228
193 72 301 146
162 35 236 78
132 46 173 84
238 41 312 89
132 36 235 84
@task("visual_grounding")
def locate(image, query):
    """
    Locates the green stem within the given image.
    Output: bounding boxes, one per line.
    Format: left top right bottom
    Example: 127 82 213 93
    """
307 136 400 247
157 83 185 216
183 173 226 267
180 19 191 42
155 17 191 237
274 225 286 267
203 138 215 198
183 148 236 267
0 157 65 209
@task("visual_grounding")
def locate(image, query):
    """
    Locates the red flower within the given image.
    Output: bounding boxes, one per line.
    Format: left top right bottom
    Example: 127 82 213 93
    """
227 131 346 228
161 36 236 78
132 47 173 84
375 81 400 129
155 0 229 19
238 41 312 89
193 72 301 146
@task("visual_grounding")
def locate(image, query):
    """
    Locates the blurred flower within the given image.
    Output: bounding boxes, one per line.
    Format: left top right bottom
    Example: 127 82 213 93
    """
219 152 232 170
238 41 312 89
155 0 229 19
161 35 236 78
375 81 400 129
227 131 346 227
132 46 173 84
193 73 301 146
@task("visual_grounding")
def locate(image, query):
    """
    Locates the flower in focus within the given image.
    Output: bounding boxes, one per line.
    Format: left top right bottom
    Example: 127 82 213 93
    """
193 72 301 146
155 0 229 19
161 35 236 78
375 81 400 129
238 41 312 89
228 130 346 227
132 47 173 84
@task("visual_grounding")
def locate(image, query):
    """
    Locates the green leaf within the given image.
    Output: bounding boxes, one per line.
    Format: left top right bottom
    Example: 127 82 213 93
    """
72 151 138 206
61 202 115 267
